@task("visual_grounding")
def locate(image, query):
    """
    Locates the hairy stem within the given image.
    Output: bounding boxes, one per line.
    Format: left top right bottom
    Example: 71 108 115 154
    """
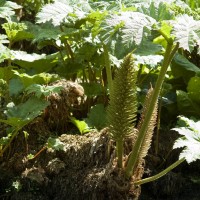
134 157 185 186
125 42 179 179
103 44 112 92
116 139 124 168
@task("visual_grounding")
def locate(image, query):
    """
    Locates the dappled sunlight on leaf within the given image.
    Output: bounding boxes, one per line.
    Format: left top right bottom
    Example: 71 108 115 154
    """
36 1 73 26
173 116 200 163
172 14 200 53
4 97 49 122
69 116 91 134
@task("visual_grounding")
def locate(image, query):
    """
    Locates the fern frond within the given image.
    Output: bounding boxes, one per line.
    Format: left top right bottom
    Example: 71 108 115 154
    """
107 53 138 167
137 87 158 162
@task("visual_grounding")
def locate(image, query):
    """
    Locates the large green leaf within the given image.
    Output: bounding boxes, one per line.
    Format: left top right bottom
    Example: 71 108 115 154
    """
176 90 200 117
11 51 59 73
135 38 163 56
12 71 60 88
138 1 174 21
2 22 33 43
25 22 63 49
173 116 200 163
99 11 156 58
5 97 49 122
55 59 84 78
172 14 200 53
11 50 46 62
0 0 21 19
87 10 108 38
100 11 156 47
85 104 107 130
0 34 9 44
90 0 124 12
187 76 200 103
81 83 103 97
25 84 63 98
0 35 11 62
134 54 163 68
76 42 98 61
171 53 200 83
118 12 155 47
9 78 24 96
0 66 14 79
0 44 11 63
0 0 21 9
0 118 28 128
36 1 73 26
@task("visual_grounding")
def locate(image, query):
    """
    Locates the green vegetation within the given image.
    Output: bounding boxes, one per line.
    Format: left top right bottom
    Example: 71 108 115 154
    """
0 0 200 198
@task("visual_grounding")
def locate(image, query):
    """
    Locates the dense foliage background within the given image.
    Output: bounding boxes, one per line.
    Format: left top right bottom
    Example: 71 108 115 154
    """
1 0 200 124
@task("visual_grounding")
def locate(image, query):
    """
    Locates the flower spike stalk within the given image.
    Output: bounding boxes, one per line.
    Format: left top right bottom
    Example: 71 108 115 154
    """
107 53 138 168
125 42 179 178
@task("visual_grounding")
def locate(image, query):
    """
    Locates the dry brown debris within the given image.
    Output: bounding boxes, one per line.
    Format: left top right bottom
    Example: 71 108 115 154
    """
43 79 84 132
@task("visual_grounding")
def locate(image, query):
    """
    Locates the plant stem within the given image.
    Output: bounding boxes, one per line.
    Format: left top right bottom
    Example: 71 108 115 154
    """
60 25 74 61
134 157 185 186
7 42 12 67
0 127 21 157
116 139 124 168
125 42 179 179
32 146 47 160
157 30 171 44
103 44 112 92
65 40 74 61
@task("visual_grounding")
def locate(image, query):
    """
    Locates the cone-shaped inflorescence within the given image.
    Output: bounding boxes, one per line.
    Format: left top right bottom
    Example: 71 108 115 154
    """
136 87 158 165
107 53 138 168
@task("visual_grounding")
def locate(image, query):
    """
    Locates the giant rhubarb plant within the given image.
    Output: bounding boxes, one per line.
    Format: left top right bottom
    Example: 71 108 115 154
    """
106 1 200 185
106 38 187 187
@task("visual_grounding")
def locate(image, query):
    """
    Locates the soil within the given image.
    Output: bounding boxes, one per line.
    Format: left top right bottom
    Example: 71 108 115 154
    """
0 129 141 200
1 127 200 200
